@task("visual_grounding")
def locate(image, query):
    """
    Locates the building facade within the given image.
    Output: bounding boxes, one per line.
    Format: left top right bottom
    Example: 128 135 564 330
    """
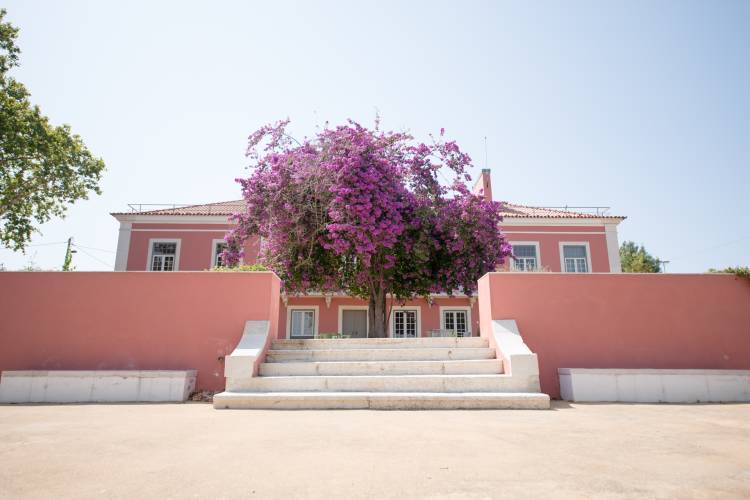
111 170 625 339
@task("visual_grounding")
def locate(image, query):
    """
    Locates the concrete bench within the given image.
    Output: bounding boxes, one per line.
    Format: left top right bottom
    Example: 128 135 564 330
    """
559 368 750 403
0 370 197 403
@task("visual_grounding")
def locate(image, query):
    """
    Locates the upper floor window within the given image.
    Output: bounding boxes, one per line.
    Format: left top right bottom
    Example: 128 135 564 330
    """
512 244 539 271
562 244 589 273
212 240 228 268
149 240 179 271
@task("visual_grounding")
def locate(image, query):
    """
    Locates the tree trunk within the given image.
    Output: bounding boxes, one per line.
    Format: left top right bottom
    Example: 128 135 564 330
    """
368 288 388 338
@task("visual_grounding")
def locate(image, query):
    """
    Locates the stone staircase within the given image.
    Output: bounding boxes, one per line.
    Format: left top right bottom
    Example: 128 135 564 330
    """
213 337 550 409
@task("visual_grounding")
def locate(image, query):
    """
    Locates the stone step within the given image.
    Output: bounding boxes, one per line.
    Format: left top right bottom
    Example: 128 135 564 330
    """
266 347 496 363
213 391 550 410
271 337 488 350
228 374 533 393
259 359 503 376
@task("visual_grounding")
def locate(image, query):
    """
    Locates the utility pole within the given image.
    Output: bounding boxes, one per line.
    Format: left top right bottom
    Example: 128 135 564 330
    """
62 237 76 271
658 260 670 273
484 136 488 169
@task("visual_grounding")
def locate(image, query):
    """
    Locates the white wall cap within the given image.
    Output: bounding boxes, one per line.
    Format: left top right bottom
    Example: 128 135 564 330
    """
558 368 750 376
490 320 540 383
224 320 270 378
491 320 534 356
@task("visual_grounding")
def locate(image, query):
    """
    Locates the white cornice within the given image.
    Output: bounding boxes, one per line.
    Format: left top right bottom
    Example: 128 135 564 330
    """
502 217 624 226
111 214 233 224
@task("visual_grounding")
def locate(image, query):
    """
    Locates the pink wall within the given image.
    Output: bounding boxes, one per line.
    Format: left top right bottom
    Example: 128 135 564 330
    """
127 224 260 270
123 221 614 273
478 273 750 398
0 272 280 392
503 226 610 272
472 170 493 202
279 296 479 339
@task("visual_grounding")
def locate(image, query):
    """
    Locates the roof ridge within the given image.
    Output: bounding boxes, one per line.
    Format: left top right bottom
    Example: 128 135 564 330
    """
500 201 624 219
112 199 625 220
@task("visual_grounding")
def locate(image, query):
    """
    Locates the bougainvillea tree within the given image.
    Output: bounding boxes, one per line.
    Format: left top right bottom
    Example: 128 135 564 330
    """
223 119 512 337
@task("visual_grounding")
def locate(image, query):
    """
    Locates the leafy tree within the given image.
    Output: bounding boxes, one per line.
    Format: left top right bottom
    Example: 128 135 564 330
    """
224 120 512 337
0 9 104 251
620 241 661 273
708 266 749 283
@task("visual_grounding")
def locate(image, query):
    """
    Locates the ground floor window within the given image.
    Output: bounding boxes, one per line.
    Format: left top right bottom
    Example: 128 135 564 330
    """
442 309 470 337
290 309 315 338
562 244 589 273
393 310 418 338
149 241 178 271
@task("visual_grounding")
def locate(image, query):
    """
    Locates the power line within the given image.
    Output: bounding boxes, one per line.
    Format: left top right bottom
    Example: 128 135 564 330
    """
73 246 113 269
24 241 67 247
72 243 116 254
668 234 750 262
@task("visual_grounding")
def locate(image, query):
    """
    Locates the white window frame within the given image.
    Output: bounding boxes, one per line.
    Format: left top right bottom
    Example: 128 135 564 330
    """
337 306 369 336
210 238 228 268
286 305 319 339
439 306 472 337
146 238 181 271
509 241 541 272
559 241 592 273
390 306 421 338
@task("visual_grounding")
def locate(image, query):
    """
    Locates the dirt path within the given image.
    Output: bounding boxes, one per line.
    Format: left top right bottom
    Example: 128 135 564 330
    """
1 402 749 499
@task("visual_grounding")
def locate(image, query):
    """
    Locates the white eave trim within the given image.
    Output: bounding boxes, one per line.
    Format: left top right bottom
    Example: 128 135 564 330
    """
111 214 235 224
502 217 625 226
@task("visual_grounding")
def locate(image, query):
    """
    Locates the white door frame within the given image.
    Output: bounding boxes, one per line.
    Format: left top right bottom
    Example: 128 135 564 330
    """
338 305 369 336
390 306 421 338
439 306 472 337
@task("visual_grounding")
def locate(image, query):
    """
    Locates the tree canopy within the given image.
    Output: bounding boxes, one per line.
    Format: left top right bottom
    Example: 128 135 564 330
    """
619 240 661 273
224 119 511 337
0 9 105 251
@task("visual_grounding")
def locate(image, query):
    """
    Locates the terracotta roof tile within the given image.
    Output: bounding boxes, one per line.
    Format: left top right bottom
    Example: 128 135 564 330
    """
499 202 625 220
113 200 624 220
111 200 245 216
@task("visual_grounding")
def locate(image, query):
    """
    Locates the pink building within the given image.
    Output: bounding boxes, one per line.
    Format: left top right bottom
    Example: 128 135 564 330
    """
111 170 625 339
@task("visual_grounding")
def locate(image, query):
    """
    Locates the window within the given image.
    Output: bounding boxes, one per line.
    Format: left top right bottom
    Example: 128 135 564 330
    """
442 309 470 337
149 241 178 271
392 310 418 338
290 309 315 338
512 244 538 271
562 244 589 273
212 240 228 267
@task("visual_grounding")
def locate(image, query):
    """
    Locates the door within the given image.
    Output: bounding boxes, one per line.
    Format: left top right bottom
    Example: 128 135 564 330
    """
341 309 368 338
393 310 418 338
443 310 469 337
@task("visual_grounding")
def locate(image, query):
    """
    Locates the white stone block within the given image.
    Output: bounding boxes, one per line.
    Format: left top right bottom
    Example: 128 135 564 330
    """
0 370 197 403
212 391 550 410
633 374 665 403
270 337 488 350
707 374 750 402
558 369 750 403
0 375 31 403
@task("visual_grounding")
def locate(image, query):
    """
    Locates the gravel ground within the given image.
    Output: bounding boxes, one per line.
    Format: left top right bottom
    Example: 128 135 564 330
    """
1 402 749 499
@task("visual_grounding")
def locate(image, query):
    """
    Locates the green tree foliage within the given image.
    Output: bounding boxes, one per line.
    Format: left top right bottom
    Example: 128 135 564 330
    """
708 266 750 283
619 241 661 273
0 9 104 251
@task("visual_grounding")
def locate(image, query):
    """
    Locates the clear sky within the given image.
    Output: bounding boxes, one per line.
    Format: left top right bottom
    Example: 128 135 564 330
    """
1 1 748 272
